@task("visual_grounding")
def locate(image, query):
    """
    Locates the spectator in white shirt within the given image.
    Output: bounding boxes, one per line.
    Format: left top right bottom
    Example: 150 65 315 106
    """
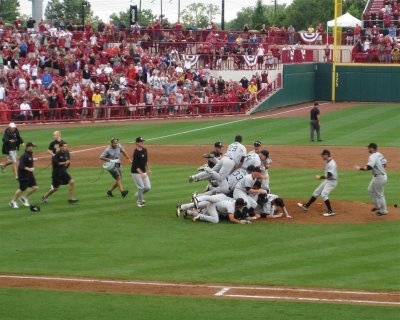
20 98 33 120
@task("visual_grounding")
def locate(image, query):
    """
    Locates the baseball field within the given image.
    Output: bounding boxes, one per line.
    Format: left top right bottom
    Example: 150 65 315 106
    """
0 103 399 319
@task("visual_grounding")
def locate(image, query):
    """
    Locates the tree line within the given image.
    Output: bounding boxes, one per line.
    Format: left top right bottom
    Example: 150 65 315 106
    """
0 0 366 31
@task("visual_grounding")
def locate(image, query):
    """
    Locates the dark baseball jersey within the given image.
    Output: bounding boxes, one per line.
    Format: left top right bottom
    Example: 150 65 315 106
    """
131 148 148 173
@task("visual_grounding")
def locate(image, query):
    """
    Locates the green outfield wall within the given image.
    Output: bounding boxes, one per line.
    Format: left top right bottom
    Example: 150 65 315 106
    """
334 65 400 102
253 63 332 113
252 63 399 113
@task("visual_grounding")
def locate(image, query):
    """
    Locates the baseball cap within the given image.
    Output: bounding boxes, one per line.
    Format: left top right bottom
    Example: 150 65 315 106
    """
26 142 37 148
273 197 285 207
111 138 119 143
136 137 145 143
321 149 331 156
260 150 270 158
214 141 223 148
253 166 262 173
9 122 16 128
235 198 247 207
254 140 262 147
367 142 378 149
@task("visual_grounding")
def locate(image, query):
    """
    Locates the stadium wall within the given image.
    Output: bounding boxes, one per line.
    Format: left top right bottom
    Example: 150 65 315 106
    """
252 63 332 113
334 64 400 102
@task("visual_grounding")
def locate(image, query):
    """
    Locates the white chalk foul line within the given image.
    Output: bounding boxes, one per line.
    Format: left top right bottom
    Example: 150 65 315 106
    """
222 294 400 306
140 103 329 143
215 287 231 296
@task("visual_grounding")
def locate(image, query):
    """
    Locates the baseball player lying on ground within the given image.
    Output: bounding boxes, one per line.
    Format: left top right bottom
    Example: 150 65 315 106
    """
176 194 252 224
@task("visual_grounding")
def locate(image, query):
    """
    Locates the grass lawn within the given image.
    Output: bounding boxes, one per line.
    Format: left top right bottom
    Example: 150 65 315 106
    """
0 288 399 320
0 166 399 291
12 105 400 150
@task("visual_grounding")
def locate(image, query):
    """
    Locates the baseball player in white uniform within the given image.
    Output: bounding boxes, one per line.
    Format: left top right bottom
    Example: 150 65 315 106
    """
233 167 266 210
200 135 247 192
297 149 338 217
255 194 292 219
176 194 249 224
354 143 388 216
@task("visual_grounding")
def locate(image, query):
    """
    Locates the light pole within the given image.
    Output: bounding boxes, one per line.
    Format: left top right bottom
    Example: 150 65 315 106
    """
82 1 90 26
160 0 163 25
221 0 225 30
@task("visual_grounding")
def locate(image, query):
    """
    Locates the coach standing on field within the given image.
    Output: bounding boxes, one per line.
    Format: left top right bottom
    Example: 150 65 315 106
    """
1 122 24 179
310 102 322 142
131 137 151 208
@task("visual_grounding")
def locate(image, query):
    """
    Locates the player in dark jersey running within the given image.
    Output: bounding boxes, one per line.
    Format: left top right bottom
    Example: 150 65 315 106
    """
42 141 78 204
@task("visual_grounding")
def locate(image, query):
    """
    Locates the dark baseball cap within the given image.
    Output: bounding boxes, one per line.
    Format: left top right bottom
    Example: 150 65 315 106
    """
253 166 262 173
368 143 378 149
136 137 145 143
235 198 247 207
26 142 37 148
214 141 223 148
260 150 269 158
111 137 119 143
321 149 330 156
273 197 285 207
254 140 262 147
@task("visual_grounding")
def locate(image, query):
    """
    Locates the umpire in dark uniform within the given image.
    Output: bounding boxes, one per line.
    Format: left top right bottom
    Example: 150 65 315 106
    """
9 142 38 209
310 102 322 142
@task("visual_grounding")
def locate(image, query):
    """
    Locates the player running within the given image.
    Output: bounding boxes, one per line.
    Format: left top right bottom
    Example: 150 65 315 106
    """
9 142 38 209
297 149 338 217
354 143 388 216
41 141 78 204
100 138 131 199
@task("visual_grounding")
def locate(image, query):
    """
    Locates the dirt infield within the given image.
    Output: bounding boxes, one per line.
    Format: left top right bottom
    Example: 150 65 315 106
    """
34 144 400 171
0 275 399 306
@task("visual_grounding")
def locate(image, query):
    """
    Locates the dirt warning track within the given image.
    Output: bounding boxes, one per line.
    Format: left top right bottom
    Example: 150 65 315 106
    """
0 275 399 307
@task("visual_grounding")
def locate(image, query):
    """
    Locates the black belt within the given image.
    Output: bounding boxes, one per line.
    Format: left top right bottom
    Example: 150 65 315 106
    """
374 174 385 177
115 163 121 168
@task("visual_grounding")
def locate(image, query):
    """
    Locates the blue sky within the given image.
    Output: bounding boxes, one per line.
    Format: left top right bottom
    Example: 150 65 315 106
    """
20 0 293 23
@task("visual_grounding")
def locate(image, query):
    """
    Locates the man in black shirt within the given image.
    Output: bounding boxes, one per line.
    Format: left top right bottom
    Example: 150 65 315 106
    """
42 141 78 204
131 137 152 207
310 102 322 142
9 142 38 209
47 130 63 157
1 122 24 179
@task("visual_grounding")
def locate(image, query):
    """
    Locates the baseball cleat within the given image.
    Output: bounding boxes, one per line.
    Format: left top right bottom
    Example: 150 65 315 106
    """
188 176 194 183
121 190 129 198
9 201 19 209
375 212 387 216
41 196 48 204
192 193 199 209
68 199 79 204
18 196 30 207
137 202 146 208
297 203 308 211
176 205 182 218
323 211 335 217
106 190 114 197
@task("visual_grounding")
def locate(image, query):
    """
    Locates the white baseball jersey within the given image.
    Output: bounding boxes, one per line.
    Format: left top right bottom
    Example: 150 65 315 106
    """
242 151 261 169
367 152 387 176
325 159 338 180
227 168 248 190
215 199 236 217
225 142 247 166
257 194 279 215
234 174 257 192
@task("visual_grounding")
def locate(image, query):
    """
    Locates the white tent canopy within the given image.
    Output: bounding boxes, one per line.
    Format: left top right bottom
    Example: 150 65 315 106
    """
327 12 362 28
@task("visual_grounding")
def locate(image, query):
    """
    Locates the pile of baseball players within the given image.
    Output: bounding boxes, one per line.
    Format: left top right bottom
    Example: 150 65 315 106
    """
1 122 152 210
175 136 389 224
175 135 291 225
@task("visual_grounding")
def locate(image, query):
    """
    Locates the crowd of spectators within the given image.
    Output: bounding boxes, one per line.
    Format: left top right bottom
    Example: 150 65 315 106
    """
0 18 281 123
363 0 400 29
